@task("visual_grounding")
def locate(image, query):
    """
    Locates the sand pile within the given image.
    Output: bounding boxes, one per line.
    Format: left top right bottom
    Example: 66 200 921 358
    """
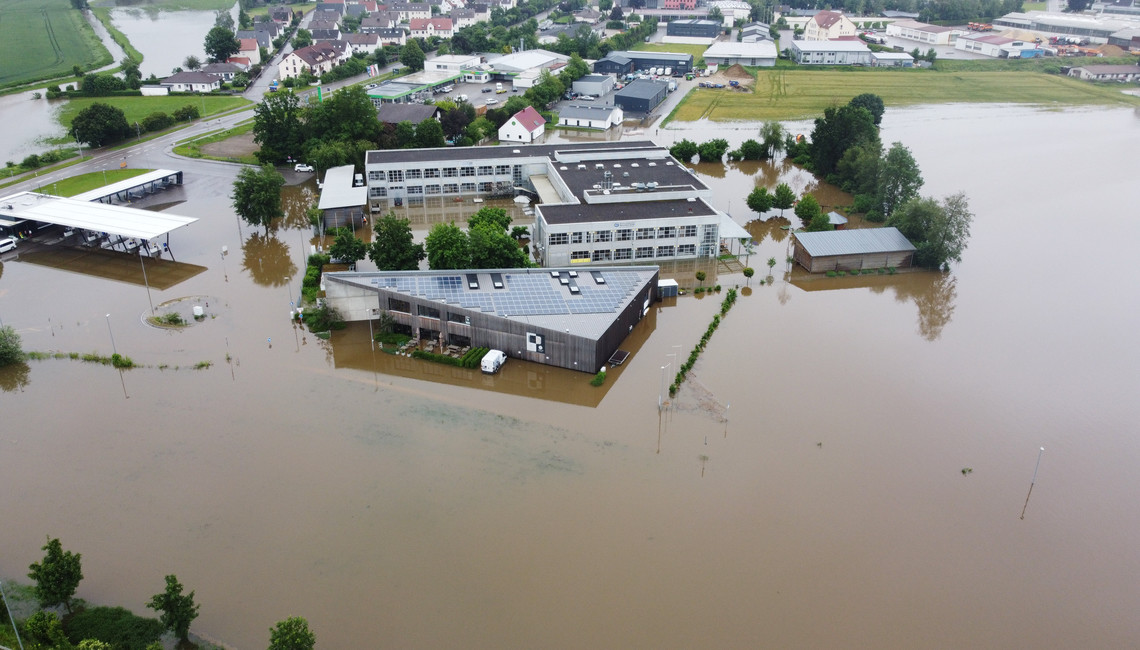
706 63 756 89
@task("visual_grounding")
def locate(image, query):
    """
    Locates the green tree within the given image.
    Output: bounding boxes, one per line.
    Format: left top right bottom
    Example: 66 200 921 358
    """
23 611 69 648
415 118 446 148
767 256 777 275
231 165 285 234
27 537 83 613
78 640 114 650
772 182 795 217
71 102 131 147
204 26 240 63
400 39 425 71
760 120 786 158
0 325 23 366
425 221 470 269
254 90 304 164
669 139 698 163
183 55 202 70
746 186 773 215
394 120 416 148
268 617 315 650
887 192 974 269
809 103 879 176
292 29 312 49
304 85 381 144
848 92 885 125
369 213 425 270
146 574 199 644
468 221 528 268
728 139 764 161
877 141 924 218
697 138 729 163
329 230 367 265
796 194 827 231
695 270 706 287
742 267 754 283
468 206 512 232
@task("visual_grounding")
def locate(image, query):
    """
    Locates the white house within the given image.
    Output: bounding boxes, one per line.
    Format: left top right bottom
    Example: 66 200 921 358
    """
237 38 261 65
391 2 431 21
343 33 380 54
955 33 1042 57
160 71 221 93
409 17 454 39
804 10 857 40
429 54 482 73
886 19 958 45
558 104 623 129
789 40 872 65
278 42 346 80
498 106 546 142
702 40 778 67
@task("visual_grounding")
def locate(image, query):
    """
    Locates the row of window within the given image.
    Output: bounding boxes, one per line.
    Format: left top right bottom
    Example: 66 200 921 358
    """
549 225 698 246
371 182 496 198
386 299 472 325
373 165 514 184
570 245 697 262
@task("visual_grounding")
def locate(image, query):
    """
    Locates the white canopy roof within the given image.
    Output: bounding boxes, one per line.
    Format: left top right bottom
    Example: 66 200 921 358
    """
0 192 197 240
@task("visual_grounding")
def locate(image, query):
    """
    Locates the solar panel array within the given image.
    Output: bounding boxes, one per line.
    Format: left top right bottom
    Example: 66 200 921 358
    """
369 270 646 318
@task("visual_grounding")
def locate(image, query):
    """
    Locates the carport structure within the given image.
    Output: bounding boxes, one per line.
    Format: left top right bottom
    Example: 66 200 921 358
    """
73 169 183 204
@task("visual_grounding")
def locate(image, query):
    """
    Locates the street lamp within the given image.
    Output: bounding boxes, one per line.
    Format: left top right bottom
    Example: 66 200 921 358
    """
105 313 117 355
101 165 107 186
659 362 671 410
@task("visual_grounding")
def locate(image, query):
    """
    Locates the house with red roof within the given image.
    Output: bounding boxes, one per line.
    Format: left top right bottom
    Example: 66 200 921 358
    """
804 10 856 41
498 106 546 142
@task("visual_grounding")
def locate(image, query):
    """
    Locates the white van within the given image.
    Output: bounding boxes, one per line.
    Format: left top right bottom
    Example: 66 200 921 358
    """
0 236 16 253
480 349 507 374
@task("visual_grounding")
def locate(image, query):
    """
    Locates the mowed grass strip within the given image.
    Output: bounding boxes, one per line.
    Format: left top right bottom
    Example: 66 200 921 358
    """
39 168 151 197
670 69 1140 122
0 0 110 87
56 96 252 129
631 42 709 66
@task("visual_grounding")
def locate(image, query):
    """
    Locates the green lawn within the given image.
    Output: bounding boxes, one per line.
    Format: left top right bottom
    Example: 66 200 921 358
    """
669 67 1140 122
0 0 111 87
39 168 152 197
247 2 316 17
56 95 252 129
632 42 709 67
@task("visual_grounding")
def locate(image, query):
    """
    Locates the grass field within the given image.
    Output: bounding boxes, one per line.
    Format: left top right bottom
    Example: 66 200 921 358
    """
247 2 316 17
668 68 1140 122
39 168 151 197
56 95 252 129
0 0 111 88
632 42 709 67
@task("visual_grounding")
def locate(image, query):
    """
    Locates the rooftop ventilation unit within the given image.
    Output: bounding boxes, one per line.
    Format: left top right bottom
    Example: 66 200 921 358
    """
560 165 568 170
578 164 586 170
595 163 604 169
613 163 621 168
630 163 639 167
648 162 657 167
665 161 674 165
512 149 521 154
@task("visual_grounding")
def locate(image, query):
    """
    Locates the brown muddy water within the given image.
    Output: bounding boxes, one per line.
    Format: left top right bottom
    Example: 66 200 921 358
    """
1 105 1138 649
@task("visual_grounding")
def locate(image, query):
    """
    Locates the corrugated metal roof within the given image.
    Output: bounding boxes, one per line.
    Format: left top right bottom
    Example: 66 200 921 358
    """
794 227 914 257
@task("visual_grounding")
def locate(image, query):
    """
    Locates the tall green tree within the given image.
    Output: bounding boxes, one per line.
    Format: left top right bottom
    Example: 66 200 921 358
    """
146 574 200 644
292 29 312 49
468 206 512 232
795 194 828 231
27 537 83 613
304 85 381 145
329 231 368 265
877 141 924 218
204 26 240 63
400 39 425 71
369 213 425 270
71 102 131 147
231 165 285 233
254 90 304 164
414 119 446 148
0 325 23 367
268 617 316 650
887 192 974 270
746 186 773 215
697 138 729 163
848 93 885 125
425 221 470 269
728 139 765 161
760 120 786 158
669 139 698 163
809 103 879 176
772 182 796 217
183 55 202 70
467 209 528 268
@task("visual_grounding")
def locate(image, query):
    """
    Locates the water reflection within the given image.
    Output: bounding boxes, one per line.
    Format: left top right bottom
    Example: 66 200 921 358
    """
0 362 30 392
241 233 297 287
796 270 959 342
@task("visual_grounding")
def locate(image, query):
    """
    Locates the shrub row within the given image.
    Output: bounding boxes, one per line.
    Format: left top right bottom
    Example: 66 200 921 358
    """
411 346 488 369
824 267 896 277
668 288 737 397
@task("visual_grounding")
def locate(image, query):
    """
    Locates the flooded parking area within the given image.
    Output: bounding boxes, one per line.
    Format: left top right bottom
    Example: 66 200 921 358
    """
1 104 1139 648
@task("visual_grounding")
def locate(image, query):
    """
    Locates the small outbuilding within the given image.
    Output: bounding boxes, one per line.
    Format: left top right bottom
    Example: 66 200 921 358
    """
792 227 915 273
318 165 368 230
826 211 849 229
558 104 624 129
613 79 669 113
572 74 615 97
498 106 546 142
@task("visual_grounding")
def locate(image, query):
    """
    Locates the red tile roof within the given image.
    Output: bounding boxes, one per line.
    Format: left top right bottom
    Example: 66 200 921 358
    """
512 106 546 132
812 10 846 30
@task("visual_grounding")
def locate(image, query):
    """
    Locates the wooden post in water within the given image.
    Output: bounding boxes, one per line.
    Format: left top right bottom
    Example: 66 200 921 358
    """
1020 446 1045 520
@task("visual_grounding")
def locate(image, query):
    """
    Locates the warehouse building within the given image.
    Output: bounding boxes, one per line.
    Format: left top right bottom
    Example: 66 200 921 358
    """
792 227 916 273
666 19 722 39
613 79 669 113
322 266 660 373
593 51 694 75
789 40 872 65
886 19 959 45
558 104 624 129
572 74 615 97
702 40 778 66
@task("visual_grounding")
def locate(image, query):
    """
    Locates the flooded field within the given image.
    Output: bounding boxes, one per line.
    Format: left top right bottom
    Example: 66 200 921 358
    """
1 104 1138 648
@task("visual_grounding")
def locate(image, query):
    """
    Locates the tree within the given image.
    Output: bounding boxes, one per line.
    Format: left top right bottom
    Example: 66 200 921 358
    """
71 102 131 146
27 537 83 613
268 617 316 650
146 574 199 644
183 55 202 70
695 270 706 287
214 8 235 31
231 165 285 233
369 213 425 270
809 103 879 176
400 39 425 72
848 93 885 125
468 220 528 268
887 192 974 270
468 206 512 232
742 267 754 283
415 118 445 148
767 257 777 275
441 108 472 139
669 139 698 163
78 640 114 650
746 186 773 215
772 182 795 217
0 325 23 367
204 26 240 63
795 194 827 230
120 57 142 89
425 221 470 269
707 5 723 23
292 29 312 49
760 120 786 158
609 5 624 20
728 139 765 161
329 231 367 265
22 611 69 648
697 138 729 163
303 85 381 144
877 141 924 218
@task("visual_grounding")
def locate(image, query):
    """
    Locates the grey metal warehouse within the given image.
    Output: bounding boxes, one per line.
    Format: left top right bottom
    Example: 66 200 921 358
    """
613 79 669 113
666 19 722 39
571 74 615 97
322 266 660 373
594 51 694 75
792 227 916 273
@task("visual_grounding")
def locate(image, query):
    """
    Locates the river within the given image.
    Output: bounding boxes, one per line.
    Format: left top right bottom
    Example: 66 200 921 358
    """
0 103 1137 649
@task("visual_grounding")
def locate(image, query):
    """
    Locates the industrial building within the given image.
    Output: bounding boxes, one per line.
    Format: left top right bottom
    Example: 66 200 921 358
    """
871 51 915 67
558 104 624 129
322 266 660 373
666 19 722 39
613 79 669 113
571 74 615 97
593 51 694 75
789 40 872 65
792 227 916 273
702 41 778 67
954 33 1044 57
886 19 959 45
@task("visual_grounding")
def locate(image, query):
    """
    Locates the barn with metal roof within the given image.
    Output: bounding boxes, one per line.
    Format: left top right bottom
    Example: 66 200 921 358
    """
792 227 915 273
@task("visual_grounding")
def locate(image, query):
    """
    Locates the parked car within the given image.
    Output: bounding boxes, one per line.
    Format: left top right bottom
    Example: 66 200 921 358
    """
486 98 498 105
481 349 507 374
0 236 16 253
294 164 314 173
482 87 494 93
579 95 595 101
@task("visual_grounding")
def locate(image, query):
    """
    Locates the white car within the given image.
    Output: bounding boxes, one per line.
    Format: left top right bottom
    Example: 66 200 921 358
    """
486 98 498 105
0 236 16 253
294 164 314 173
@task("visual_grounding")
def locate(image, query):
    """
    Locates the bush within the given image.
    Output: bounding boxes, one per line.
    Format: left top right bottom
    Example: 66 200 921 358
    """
826 270 837 277
141 111 174 132
21 154 41 169
302 265 322 288
171 105 200 121
864 210 885 223
0 324 23 366
64 606 164 650
111 353 135 368
302 302 345 332
590 370 606 386
157 312 184 326
853 193 876 213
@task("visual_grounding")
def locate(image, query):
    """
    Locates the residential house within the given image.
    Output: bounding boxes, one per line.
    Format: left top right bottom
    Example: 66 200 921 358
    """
498 106 546 142
309 20 341 32
236 30 272 53
270 7 292 23
314 3 346 14
361 13 402 31
803 10 857 40
237 38 261 65
451 8 479 28
344 33 380 54
391 2 432 21
573 8 602 23
160 71 221 93
410 17 454 38
201 62 246 82
278 42 346 80
373 28 408 46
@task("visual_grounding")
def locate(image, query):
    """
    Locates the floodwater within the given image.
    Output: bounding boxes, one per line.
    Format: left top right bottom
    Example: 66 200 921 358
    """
107 3 239 79
2 104 1139 649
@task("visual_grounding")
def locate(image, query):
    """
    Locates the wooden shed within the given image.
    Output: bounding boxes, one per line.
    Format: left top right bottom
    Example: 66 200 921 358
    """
793 227 915 273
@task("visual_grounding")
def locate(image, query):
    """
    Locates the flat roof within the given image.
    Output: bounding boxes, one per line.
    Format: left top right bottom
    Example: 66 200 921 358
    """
327 266 658 338
559 104 620 120
794 227 915 257
616 50 694 63
891 19 955 33
366 140 662 166
539 197 716 225
72 169 181 202
0 191 197 240
318 166 368 210
553 155 705 200
792 40 871 52
871 51 915 59
615 79 668 100
703 40 778 58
